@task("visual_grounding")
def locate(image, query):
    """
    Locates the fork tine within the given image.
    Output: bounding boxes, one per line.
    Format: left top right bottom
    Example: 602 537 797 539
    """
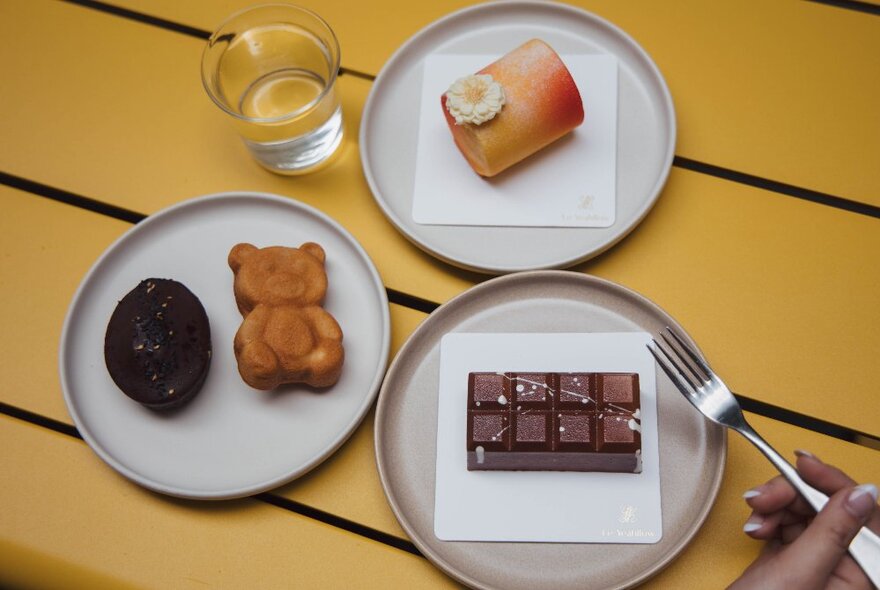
651 338 701 391
647 341 699 398
659 331 706 386
664 327 713 376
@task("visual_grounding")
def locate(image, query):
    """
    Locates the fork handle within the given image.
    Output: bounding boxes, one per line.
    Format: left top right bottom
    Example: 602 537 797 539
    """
737 422 880 587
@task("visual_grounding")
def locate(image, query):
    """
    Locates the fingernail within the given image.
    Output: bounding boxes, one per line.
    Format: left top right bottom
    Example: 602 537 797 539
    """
743 514 764 533
845 484 879 519
743 488 762 499
794 449 818 460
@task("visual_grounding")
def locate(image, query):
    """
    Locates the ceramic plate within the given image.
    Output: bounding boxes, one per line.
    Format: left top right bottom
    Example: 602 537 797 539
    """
60 193 389 499
361 1 675 274
375 271 724 590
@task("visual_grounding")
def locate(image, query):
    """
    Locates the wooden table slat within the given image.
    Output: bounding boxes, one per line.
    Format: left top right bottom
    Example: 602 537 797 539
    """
3 404 880 589
0 415 459 590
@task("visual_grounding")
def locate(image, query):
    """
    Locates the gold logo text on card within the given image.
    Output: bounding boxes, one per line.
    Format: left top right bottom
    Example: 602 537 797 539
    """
578 194 596 210
619 505 638 524
601 528 657 538
600 505 656 538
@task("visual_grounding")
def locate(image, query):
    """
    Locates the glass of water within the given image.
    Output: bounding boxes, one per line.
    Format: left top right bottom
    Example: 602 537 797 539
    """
201 4 343 175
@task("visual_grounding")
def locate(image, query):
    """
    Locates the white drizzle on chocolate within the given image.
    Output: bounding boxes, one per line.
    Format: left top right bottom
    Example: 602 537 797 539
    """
476 446 485 464
496 373 558 400
493 373 646 423
490 424 510 442
497 372 605 406
605 401 636 414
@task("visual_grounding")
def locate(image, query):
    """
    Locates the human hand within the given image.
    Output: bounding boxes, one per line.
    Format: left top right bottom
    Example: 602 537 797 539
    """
728 451 879 590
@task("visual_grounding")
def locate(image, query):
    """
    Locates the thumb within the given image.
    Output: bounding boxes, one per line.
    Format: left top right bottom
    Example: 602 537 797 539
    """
784 483 878 581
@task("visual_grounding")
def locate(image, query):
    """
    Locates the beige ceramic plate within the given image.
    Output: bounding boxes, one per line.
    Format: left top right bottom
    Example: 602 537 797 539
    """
375 272 725 590
361 1 675 274
61 193 390 499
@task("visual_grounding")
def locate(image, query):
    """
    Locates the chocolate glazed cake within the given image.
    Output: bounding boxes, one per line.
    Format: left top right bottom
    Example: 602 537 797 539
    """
104 279 212 410
466 372 642 472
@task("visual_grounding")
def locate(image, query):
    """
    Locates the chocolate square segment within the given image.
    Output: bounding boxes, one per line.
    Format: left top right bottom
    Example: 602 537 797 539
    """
467 411 511 451
555 412 596 452
512 411 553 452
598 373 639 412
468 372 510 409
558 373 595 409
597 412 641 453
511 372 555 408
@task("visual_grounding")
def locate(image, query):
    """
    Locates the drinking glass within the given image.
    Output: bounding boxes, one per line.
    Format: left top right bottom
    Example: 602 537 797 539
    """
201 4 343 174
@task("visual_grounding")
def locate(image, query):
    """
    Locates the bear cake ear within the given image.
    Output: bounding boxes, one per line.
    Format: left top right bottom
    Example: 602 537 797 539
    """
300 242 326 264
228 243 257 272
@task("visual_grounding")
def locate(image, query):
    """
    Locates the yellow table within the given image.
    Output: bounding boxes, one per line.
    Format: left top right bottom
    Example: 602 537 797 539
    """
1 0 878 587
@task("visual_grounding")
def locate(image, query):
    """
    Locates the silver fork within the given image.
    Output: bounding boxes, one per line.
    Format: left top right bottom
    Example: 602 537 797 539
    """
648 327 880 586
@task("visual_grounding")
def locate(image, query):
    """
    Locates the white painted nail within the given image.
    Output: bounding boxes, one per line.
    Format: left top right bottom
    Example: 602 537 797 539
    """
846 484 879 519
743 489 762 499
859 483 879 502
743 514 763 533
794 449 815 459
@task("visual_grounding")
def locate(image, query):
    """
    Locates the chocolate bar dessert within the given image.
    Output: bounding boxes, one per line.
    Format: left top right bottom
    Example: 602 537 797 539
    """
466 372 642 472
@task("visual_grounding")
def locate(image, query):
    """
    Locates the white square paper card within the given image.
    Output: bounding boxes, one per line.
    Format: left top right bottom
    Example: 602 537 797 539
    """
434 333 661 543
413 54 618 228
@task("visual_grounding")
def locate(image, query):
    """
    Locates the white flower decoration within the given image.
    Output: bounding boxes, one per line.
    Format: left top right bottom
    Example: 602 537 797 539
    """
444 74 506 125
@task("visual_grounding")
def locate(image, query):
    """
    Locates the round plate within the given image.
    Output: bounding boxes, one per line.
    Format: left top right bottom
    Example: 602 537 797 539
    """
60 193 390 499
375 272 724 590
361 1 675 274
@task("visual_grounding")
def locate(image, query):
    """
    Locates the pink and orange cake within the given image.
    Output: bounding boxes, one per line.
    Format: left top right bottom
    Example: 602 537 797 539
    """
441 39 584 177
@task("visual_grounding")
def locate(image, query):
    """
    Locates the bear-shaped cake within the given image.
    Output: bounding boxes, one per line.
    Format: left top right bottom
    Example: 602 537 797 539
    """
229 242 344 390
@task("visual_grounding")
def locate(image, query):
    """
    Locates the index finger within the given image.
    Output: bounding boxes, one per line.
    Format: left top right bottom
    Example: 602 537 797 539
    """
746 453 855 516
797 453 880 533
796 452 857 492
